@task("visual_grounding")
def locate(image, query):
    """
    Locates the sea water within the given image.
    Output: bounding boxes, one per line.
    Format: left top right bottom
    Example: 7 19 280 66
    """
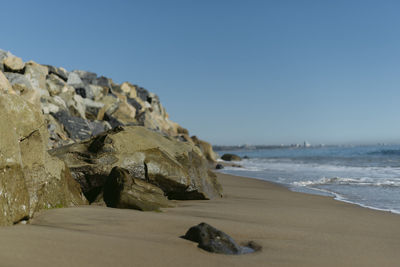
217 145 400 214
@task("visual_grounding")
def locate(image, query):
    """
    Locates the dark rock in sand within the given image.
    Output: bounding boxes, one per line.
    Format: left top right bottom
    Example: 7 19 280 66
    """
103 167 172 211
221 153 242 161
215 164 224 170
183 222 260 255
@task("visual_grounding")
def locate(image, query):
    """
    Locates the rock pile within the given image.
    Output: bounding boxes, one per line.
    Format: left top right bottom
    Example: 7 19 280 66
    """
0 49 221 225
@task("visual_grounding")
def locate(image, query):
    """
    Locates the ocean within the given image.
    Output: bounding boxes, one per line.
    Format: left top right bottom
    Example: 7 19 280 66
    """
216 145 400 214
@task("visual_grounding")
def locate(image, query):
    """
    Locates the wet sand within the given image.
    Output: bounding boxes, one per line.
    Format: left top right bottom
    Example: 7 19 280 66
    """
0 172 399 267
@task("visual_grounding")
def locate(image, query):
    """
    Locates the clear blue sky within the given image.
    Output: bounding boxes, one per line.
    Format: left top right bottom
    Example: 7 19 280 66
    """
2 0 400 145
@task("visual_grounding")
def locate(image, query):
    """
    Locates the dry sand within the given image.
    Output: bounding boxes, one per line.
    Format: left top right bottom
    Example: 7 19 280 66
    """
0 172 399 267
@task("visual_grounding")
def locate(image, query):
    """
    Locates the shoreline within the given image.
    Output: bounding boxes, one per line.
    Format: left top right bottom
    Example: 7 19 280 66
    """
0 172 399 266
218 170 400 215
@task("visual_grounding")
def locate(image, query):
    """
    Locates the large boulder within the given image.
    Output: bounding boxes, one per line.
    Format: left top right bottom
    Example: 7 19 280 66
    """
0 94 87 225
50 126 223 204
3 55 25 72
221 153 242 161
103 167 172 211
191 136 218 163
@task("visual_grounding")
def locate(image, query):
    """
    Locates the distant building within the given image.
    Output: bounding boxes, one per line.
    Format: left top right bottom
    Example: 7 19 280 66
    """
303 141 311 148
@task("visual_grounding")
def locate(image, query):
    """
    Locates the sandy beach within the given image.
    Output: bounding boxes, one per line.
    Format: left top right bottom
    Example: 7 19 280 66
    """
0 172 399 267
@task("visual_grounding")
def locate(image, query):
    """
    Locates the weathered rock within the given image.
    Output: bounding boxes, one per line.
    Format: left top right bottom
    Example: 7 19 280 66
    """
103 167 172 211
50 126 223 202
4 72 39 104
24 61 49 96
94 76 112 91
46 73 67 96
3 55 25 72
221 153 242 161
73 70 97 85
0 71 15 94
51 110 107 141
0 94 87 225
46 65 68 81
0 49 9 72
183 222 260 254
191 136 218 162
67 72 83 86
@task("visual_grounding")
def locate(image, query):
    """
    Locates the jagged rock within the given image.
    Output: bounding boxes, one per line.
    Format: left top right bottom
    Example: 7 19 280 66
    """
94 76 112 91
221 154 242 161
103 167 172 211
191 136 218 163
50 126 223 203
0 71 15 94
46 65 68 81
51 110 107 141
3 55 25 72
0 49 9 72
24 61 49 97
73 70 97 84
67 72 83 86
46 73 67 96
0 94 87 225
183 222 260 255
5 72 39 105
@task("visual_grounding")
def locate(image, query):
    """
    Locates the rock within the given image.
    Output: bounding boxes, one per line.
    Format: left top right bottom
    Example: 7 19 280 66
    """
0 94 87 225
103 167 172 211
46 73 67 96
94 76 112 90
0 70 15 94
215 164 224 170
24 61 49 96
183 222 260 255
191 136 218 162
50 126 223 203
221 153 242 161
73 70 97 84
51 110 107 141
0 49 9 72
3 55 25 72
67 72 83 86
5 72 39 105
46 65 68 81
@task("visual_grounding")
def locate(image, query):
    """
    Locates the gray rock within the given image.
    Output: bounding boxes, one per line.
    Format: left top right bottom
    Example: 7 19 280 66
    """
51 110 106 141
5 72 33 91
94 76 112 90
183 223 260 255
24 61 49 96
136 86 150 102
46 65 69 81
73 70 97 84
67 72 83 86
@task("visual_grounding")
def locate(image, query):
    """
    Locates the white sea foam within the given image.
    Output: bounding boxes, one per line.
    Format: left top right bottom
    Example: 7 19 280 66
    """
292 177 400 188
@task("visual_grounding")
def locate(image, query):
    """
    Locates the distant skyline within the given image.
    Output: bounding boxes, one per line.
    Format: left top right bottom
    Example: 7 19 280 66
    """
2 0 400 145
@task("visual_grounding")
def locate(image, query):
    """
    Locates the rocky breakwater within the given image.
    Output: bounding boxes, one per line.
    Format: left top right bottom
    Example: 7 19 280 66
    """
0 48 221 221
